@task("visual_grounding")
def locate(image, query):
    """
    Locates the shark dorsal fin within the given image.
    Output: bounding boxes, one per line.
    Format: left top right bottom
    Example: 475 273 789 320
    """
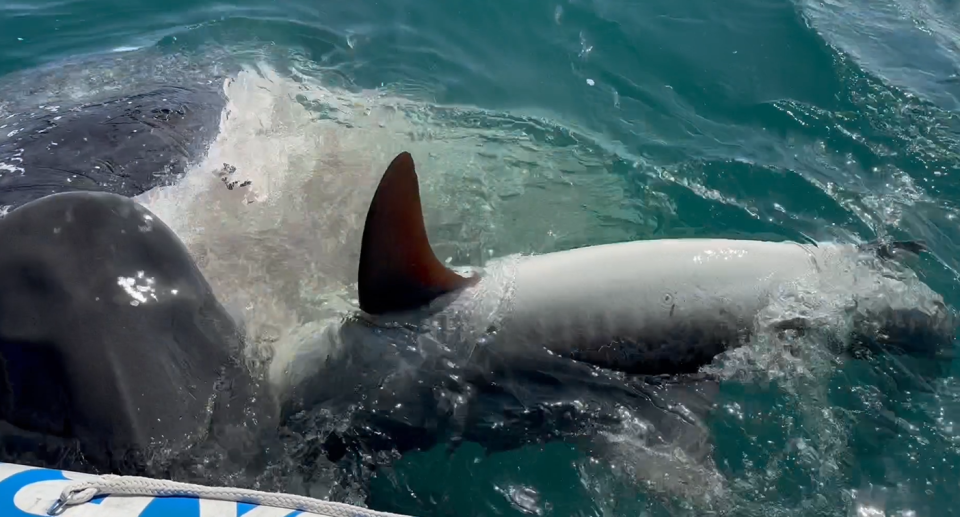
358 152 479 315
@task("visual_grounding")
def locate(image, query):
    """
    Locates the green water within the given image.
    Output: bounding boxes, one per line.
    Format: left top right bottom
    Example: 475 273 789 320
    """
2 0 960 515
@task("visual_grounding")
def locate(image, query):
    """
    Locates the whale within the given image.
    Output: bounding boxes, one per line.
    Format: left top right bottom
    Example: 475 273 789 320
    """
278 151 956 479
0 83 275 480
0 189 277 482
0 85 225 211
0 191 270 478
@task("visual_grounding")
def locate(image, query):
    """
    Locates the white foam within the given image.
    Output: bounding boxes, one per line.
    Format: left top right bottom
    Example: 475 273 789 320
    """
0 163 23 174
135 61 642 377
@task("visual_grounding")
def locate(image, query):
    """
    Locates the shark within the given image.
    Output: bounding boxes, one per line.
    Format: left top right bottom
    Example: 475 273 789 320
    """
277 151 956 488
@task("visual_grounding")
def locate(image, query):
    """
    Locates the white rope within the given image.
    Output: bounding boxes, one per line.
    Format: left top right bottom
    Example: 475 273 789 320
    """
47 474 416 517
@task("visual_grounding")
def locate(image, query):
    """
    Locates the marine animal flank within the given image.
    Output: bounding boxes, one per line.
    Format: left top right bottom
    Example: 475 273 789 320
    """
351 152 956 375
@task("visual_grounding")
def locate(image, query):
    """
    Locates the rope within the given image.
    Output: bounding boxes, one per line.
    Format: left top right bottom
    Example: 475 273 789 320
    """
46 474 416 517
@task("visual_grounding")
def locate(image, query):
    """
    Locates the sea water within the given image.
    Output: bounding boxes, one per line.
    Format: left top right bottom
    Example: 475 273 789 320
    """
1 0 959 514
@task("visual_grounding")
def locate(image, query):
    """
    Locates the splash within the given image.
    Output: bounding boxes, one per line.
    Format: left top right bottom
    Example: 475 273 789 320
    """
135 61 646 375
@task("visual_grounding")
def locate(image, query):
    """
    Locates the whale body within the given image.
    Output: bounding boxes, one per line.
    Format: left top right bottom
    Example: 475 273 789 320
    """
0 191 267 476
0 83 273 480
0 85 225 210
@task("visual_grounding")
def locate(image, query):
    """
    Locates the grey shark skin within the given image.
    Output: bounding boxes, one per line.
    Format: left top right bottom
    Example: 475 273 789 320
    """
0 85 225 210
281 151 955 470
0 191 268 477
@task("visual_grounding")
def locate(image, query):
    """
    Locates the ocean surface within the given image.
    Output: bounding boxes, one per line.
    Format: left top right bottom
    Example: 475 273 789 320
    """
2 0 960 515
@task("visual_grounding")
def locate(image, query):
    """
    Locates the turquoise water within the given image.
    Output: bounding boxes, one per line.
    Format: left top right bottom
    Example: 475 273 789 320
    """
3 0 960 515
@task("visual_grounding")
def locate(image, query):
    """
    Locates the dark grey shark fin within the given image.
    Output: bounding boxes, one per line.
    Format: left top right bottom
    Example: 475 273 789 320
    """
358 151 479 315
